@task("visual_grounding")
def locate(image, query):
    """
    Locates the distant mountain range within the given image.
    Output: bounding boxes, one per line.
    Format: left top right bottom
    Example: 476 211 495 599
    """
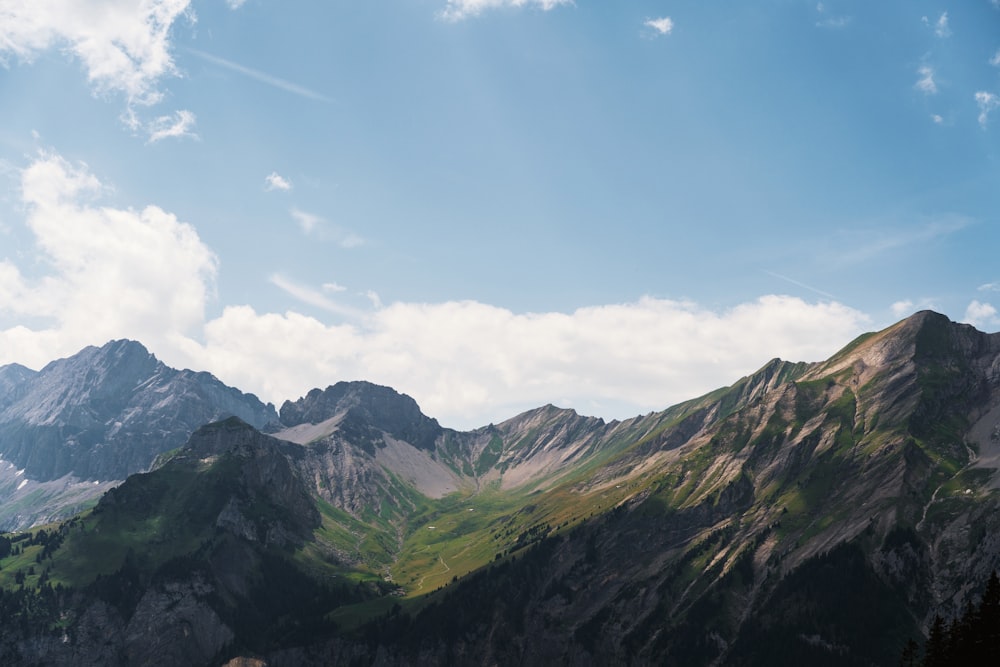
0 311 999 665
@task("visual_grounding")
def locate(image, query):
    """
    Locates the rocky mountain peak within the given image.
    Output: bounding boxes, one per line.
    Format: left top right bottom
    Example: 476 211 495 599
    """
0 339 279 489
279 381 442 450
0 362 36 410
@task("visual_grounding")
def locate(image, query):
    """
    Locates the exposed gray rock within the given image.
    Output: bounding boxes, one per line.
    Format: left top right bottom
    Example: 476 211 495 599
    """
0 340 278 482
0 340 279 529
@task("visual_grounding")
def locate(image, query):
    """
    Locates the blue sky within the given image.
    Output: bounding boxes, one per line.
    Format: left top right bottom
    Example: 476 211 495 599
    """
0 0 998 428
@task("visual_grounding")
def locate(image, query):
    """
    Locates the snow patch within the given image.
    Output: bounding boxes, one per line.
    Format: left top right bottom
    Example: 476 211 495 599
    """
15 469 24 477
16 479 28 491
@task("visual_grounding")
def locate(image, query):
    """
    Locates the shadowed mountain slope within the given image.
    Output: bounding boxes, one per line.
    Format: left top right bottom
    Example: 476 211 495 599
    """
3 311 1000 665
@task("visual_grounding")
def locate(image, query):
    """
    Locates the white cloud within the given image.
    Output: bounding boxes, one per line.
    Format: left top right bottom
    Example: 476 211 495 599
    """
890 299 939 320
187 296 871 429
225 0 247 8
979 282 1000 292
289 207 364 247
817 16 851 29
931 113 944 124
915 66 937 95
976 91 1000 127
644 17 674 36
322 282 347 293
815 3 850 29
921 14 948 36
269 274 364 319
290 207 322 234
890 301 914 319
0 152 878 430
833 217 970 264
146 109 197 143
439 0 573 22
963 301 1000 330
990 49 1000 67
186 48 333 103
265 172 292 192
929 12 950 38
0 151 216 359
0 0 193 109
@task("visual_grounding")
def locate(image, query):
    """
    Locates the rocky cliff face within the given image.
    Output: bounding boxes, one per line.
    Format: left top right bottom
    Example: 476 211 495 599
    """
4 312 1000 666
335 311 1000 666
0 363 35 411
279 381 444 451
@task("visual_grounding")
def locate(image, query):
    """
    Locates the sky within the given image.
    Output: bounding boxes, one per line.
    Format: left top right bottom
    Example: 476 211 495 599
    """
0 0 998 429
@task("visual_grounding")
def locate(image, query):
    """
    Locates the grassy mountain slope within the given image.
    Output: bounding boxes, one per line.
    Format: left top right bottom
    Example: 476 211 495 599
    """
2 311 1000 665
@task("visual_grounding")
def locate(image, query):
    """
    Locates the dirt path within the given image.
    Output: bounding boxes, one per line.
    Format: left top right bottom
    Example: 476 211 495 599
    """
413 551 451 592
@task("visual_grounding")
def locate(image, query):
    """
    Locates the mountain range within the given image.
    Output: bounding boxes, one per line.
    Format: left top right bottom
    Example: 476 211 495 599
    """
0 310 999 665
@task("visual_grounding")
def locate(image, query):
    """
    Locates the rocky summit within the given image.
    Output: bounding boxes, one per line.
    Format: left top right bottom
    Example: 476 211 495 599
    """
1 311 1000 666
0 340 278 530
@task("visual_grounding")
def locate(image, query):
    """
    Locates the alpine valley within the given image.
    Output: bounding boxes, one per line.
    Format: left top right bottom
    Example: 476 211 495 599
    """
1 310 1000 665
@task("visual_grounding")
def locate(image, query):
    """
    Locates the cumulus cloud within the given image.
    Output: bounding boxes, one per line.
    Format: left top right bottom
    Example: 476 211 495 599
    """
915 66 937 95
644 17 674 36
265 172 292 192
439 0 573 22
0 151 217 359
188 296 871 428
976 91 1000 127
0 0 193 121
0 152 877 429
964 301 1000 330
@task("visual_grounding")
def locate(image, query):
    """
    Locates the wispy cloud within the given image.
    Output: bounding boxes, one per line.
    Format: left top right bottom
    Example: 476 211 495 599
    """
291 208 322 234
439 0 573 22
976 91 1000 128
915 65 937 95
922 12 951 38
225 0 247 8
834 218 971 264
890 300 914 319
763 271 838 300
186 48 334 103
644 17 674 36
290 208 364 247
268 273 365 319
146 110 198 143
815 3 851 29
990 49 1000 67
979 282 1000 292
891 298 938 319
265 172 292 192
931 113 944 124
